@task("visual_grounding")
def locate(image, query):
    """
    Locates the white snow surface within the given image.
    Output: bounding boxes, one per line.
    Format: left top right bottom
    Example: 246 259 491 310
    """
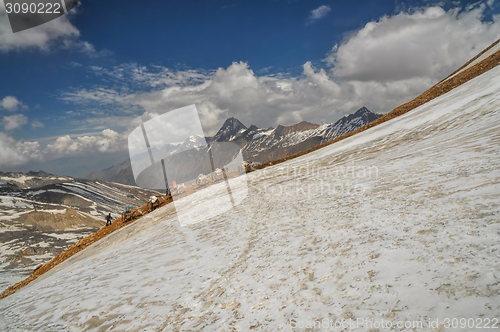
1 67 500 331
41 232 87 241
0 175 34 185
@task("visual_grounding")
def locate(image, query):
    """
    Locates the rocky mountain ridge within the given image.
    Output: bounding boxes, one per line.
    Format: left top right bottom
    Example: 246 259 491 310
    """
88 107 381 185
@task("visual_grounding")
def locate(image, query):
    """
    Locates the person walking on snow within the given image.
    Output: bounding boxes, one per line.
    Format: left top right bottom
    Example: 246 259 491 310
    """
106 213 112 226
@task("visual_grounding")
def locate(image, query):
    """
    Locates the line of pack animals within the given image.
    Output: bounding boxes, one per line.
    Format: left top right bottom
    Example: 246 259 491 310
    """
118 161 256 223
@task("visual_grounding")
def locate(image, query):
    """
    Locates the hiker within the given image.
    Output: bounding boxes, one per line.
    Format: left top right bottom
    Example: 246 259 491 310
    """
149 196 159 211
106 213 112 226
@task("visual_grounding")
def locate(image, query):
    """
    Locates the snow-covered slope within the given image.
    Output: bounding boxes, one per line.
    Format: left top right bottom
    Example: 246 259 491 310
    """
2 65 499 331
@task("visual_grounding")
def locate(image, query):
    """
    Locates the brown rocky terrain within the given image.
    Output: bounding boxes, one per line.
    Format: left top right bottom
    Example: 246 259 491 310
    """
18 208 103 232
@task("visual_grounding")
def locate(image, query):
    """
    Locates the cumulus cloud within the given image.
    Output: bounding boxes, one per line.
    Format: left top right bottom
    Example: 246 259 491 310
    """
44 129 126 157
307 5 331 25
63 3 500 137
0 96 22 111
0 133 41 167
327 5 500 82
0 1 101 54
3 114 28 130
62 60 437 134
0 134 28 167
1 116 124 167
8 3 500 170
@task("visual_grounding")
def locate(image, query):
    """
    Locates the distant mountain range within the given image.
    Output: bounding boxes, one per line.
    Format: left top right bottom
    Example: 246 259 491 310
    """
87 107 381 186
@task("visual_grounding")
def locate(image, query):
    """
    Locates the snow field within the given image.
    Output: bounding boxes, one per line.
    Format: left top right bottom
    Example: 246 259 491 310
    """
0 66 499 331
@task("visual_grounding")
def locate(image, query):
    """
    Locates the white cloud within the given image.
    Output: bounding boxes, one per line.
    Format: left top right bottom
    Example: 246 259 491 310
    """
31 120 44 128
87 63 212 88
62 60 436 133
3 114 28 130
0 133 27 167
44 129 126 157
8 3 500 170
2 58 432 168
327 5 500 82
307 5 331 25
0 96 22 111
0 121 126 168
66 3 500 136
62 88 130 105
0 1 101 54
102 128 120 138
0 133 41 167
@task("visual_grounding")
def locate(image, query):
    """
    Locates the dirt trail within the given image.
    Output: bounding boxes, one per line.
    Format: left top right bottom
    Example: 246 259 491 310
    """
1 38 499 302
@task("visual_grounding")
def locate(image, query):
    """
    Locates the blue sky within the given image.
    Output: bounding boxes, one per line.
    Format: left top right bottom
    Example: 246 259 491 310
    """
0 0 499 176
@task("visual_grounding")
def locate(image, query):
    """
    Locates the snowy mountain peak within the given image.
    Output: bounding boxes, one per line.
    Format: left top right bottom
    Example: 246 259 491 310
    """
224 117 245 128
353 106 371 116
178 134 207 151
213 117 248 142
188 134 204 143
335 106 381 127
246 124 259 132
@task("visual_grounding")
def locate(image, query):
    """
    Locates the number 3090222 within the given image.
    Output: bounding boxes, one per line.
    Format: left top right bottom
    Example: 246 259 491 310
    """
5 2 62 14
